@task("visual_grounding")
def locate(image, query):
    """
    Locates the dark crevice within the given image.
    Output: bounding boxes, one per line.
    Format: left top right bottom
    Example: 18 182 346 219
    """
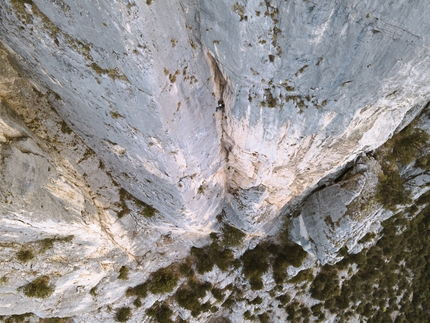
206 51 229 100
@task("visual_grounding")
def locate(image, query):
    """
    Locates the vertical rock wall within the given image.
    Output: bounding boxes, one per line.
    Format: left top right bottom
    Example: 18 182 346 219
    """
1 0 430 233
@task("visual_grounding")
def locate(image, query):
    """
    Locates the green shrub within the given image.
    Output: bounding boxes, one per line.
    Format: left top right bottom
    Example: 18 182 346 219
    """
221 224 246 247
249 296 263 305
311 303 323 316
288 269 314 284
391 125 429 165
272 243 307 283
215 248 235 271
148 267 179 294
141 205 156 218
192 242 234 274
416 190 430 205
241 244 270 290
250 278 264 290
244 310 254 320
310 268 340 300
300 306 311 319
16 249 34 262
212 288 225 301
285 301 300 320
360 232 376 243
126 282 147 298
376 164 411 210
258 313 270 323
133 298 142 308
276 294 291 306
197 185 205 194
21 276 54 298
175 286 204 316
415 153 430 170
222 296 235 309
191 246 216 274
146 302 173 323
179 261 194 278
1 313 32 323
283 243 308 267
114 307 131 322
118 266 129 280
39 236 73 253
197 301 212 316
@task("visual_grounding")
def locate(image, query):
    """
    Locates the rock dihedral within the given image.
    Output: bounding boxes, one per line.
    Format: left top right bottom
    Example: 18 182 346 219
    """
2 0 430 231
2 0 430 319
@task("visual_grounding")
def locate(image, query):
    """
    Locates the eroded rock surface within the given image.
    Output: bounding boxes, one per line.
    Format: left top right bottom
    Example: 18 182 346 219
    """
2 0 430 321
2 1 430 232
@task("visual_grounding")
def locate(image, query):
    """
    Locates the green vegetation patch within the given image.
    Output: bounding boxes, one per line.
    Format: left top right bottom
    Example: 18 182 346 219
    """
241 244 270 290
16 249 34 262
21 275 54 298
248 296 263 305
288 268 314 284
0 313 33 323
126 265 179 299
148 267 179 294
310 266 340 300
146 302 173 323
376 163 411 211
211 287 225 302
114 307 131 322
221 223 246 247
310 205 430 322
174 279 212 317
0 275 9 284
390 124 429 165
118 266 129 280
39 235 74 253
134 198 158 218
191 242 234 274
140 205 156 218
272 243 308 284
276 294 291 307
126 282 147 298
133 298 142 308
375 121 428 211
258 313 270 323
39 318 71 323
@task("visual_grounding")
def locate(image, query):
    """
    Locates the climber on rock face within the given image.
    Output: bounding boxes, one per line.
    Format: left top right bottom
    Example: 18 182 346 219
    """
215 99 225 112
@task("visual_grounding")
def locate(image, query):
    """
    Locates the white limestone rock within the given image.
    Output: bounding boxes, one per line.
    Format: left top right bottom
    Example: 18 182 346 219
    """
2 0 430 233
2 0 430 321
290 156 383 264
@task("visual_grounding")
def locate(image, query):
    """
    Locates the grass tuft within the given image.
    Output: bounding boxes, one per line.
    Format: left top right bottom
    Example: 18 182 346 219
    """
21 276 54 298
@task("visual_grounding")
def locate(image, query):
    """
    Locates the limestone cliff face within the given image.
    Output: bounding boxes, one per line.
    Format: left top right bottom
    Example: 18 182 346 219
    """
1 0 430 321
2 0 430 233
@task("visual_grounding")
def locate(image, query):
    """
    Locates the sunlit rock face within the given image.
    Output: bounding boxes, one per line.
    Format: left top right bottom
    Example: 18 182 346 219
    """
2 0 430 319
0 47 202 318
1 1 430 232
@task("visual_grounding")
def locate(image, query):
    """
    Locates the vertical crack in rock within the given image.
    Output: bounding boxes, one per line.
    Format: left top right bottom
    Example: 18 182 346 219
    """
205 51 230 100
